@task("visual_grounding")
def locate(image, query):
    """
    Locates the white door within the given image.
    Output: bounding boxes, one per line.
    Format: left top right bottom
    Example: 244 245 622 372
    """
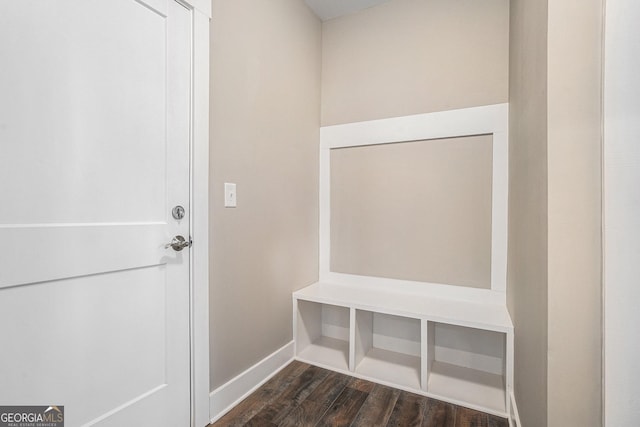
603 0 640 424
0 1 192 426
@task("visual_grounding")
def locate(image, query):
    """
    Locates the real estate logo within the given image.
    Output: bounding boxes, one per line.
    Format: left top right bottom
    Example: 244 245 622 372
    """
0 406 64 427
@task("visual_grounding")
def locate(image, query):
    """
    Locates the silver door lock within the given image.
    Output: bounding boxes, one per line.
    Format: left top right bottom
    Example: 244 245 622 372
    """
172 205 186 220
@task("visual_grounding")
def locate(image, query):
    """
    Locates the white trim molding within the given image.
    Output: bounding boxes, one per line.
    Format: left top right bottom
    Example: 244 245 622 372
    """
319 103 509 300
181 1 210 426
510 391 521 427
182 0 211 18
603 0 640 425
209 342 295 424
320 104 508 149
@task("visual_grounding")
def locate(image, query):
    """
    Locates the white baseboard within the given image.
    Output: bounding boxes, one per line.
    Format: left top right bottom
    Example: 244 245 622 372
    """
209 341 295 423
510 391 522 427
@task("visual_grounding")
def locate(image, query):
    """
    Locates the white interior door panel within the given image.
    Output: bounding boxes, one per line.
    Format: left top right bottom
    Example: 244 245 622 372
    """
0 1 192 426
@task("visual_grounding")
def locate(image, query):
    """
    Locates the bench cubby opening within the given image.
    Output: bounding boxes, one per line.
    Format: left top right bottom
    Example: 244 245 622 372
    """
354 310 422 390
426 322 507 413
295 300 350 371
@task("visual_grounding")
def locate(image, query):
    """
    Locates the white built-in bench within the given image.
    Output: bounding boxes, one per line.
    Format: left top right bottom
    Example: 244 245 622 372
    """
293 104 514 418
293 280 513 417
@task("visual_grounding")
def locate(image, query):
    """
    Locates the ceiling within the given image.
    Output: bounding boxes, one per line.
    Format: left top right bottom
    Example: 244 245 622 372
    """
304 0 392 21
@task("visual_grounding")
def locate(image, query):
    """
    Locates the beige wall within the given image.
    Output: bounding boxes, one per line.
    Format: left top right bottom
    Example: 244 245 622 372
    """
507 0 549 426
330 136 493 288
509 0 603 425
547 0 602 425
209 0 321 389
321 0 510 126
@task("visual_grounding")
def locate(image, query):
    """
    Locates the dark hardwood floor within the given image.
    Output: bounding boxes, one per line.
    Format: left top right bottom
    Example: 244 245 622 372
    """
210 361 509 427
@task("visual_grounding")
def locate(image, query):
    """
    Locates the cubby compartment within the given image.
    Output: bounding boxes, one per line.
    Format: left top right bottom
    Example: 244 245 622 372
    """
354 310 422 390
295 300 350 371
426 322 507 413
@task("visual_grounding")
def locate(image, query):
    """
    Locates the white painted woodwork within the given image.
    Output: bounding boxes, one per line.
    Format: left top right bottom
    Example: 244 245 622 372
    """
297 336 350 373
308 103 513 415
510 391 522 427
354 311 422 390
191 5 212 425
209 342 295 424
0 1 201 425
422 320 434 392
295 300 350 372
353 310 373 371
320 104 508 149
603 0 640 424
427 361 505 413
293 281 513 416
294 282 512 332
324 271 506 305
426 322 506 413
319 103 509 299
356 347 422 390
433 323 505 376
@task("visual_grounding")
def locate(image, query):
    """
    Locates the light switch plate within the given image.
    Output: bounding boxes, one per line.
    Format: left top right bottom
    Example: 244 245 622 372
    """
224 183 237 208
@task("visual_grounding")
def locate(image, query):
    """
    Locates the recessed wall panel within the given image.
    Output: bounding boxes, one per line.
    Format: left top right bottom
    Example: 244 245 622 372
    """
330 135 492 288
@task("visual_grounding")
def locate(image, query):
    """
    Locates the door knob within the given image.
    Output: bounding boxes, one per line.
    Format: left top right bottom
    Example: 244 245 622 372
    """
165 235 192 251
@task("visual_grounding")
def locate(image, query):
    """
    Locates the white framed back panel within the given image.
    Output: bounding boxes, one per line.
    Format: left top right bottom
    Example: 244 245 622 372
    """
319 104 509 303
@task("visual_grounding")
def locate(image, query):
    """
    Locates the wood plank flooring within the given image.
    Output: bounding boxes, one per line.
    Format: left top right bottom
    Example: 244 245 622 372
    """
210 361 509 427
